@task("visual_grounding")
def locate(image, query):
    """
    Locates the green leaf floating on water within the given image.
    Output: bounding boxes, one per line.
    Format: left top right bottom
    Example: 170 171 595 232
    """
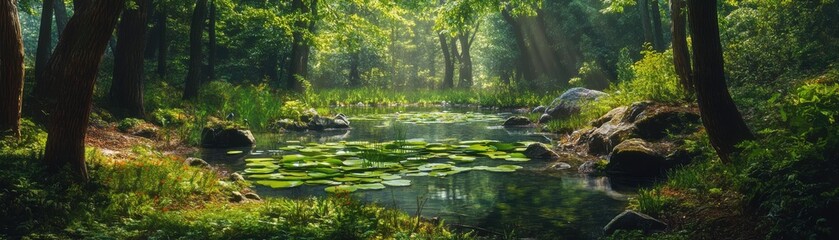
382 179 411 186
227 150 244 155
243 137 539 192
473 165 523 172
355 183 386 190
255 180 303 189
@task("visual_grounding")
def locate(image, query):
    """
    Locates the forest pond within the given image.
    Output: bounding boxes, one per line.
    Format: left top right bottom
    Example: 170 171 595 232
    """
203 107 630 239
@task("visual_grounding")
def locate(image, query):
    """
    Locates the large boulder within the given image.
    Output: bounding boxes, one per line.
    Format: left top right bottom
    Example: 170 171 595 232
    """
201 128 255 148
603 210 667 234
563 102 700 155
273 114 351 131
503 116 533 127
605 139 668 178
524 143 561 160
545 87 608 120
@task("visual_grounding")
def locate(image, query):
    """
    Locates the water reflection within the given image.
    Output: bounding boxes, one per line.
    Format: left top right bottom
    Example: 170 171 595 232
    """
202 107 629 239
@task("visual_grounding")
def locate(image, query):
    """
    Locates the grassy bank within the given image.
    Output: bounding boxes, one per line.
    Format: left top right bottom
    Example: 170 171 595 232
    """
607 67 839 239
0 121 466 239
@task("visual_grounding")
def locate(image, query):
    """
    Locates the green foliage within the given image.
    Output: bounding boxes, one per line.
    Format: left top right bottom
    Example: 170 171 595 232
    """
279 100 311 122
307 87 560 108
630 188 674 218
736 82 839 239
150 108 190 127
0 119 47 156
117 118 145 132
548 47 690 132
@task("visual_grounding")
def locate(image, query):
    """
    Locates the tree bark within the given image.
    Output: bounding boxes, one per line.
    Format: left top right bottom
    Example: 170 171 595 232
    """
207 0 216 81
156 7 167 77
349 51 361 87
638 0 654 46
43 0 125 180
183 0 207 100
73 0 89 12
457 32 473 89
686 0 753 163
33 0 55 97
54 0 68 34
286 0 316 92
110 0 149 118
0 0 25 137
501 8 537 83
144 2 159 59
650 0 665 51
438 33 454 89
670 0 693 93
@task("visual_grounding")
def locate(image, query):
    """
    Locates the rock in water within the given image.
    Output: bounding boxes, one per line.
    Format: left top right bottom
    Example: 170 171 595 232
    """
538 114 552 124
503 116 533 127
549 162 572 170
201 128 256 148
545 87 608 120
603 210 667 234
605 138 671 178
524 143 561 160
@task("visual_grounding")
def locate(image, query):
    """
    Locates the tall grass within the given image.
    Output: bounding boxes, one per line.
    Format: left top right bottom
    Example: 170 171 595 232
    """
545 47 692 132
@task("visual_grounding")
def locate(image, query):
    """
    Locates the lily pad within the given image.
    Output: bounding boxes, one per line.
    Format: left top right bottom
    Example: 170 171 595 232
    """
382 179 411 187
226 150 244 155
355 183 386 190
255 180 303 189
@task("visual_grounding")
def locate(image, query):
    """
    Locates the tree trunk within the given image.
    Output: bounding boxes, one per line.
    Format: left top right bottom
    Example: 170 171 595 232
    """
286 0 316 92
650 0 665 51
156 7 167 77
144 3 158 59
686 0 753 163
43 0 125 180
670 0 693 93
183 0 207 100
207 0 216 81
349 51 361 87
438 33 454 89
54 0 68 34
263 52 278 82
457 33 473 89
33 0 55 97
73 0 89 12
110 0 149 118
638 0 654 46
0 0 25 137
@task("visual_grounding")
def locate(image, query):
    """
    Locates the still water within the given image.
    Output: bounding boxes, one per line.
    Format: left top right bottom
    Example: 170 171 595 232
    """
204 107 629 239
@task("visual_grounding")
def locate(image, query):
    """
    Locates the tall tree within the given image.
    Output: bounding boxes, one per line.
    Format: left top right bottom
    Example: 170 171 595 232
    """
0 0 25 137
110 0 150 118
457 26 478 88
156 5 167 77
286 0 317 91
54 0 68 34
42 0 125 180
649 0 665 51
638 0 654 45
207 0 217 81
183 0 207 100
683 0 753 163
34 0 55 92
438 33 454 89
670 0 692 93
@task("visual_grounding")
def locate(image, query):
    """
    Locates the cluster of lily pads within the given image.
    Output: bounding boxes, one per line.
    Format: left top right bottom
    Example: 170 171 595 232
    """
238 139 538 193
350 111 505 124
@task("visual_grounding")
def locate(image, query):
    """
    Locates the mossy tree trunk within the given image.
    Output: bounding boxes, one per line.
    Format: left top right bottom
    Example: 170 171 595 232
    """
0 0 25 137
43 0 125 180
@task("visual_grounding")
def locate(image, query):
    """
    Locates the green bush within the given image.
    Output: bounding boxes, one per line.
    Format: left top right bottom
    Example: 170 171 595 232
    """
737 83 839 239
117 118 145 132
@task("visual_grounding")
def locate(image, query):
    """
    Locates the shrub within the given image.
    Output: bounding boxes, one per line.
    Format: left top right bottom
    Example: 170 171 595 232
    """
117 118 145 132
737 82 839 239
